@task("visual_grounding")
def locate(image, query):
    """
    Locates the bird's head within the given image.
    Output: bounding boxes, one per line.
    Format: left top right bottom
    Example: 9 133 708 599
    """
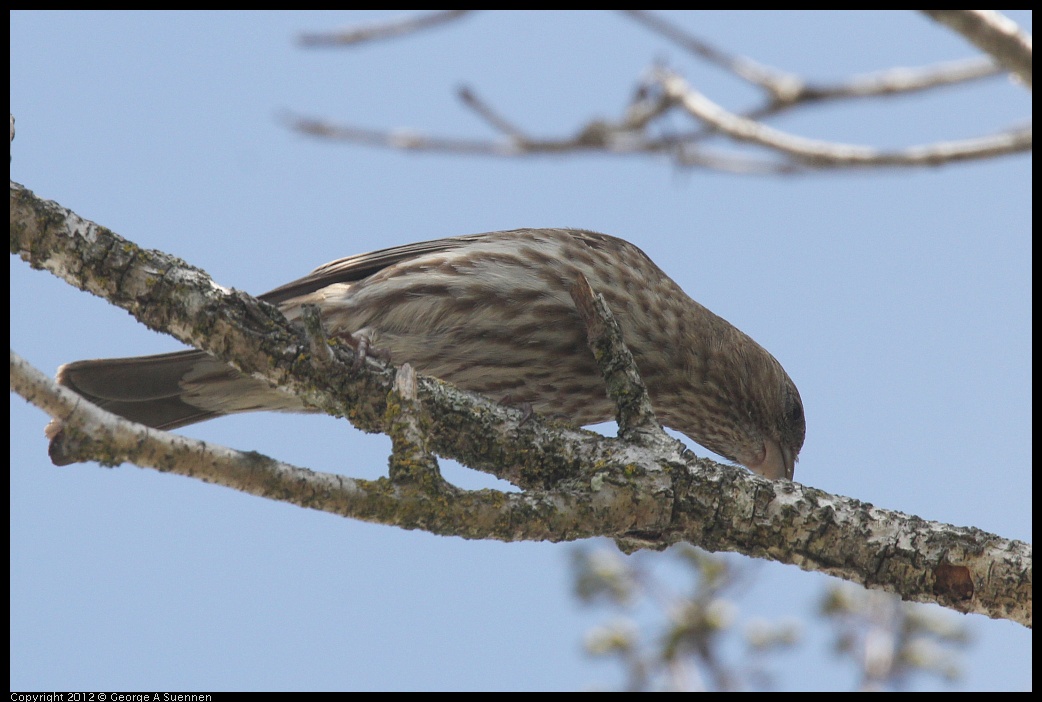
658 322 805 480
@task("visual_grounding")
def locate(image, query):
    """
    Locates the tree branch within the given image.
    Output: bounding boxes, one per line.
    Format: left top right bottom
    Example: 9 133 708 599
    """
10 180 1031 626
287 11 1031 174
15 350 636 540
922 10 1032 89
653 68 1032 169
299 10 474 47
624 10 1006 108
620 9 806 100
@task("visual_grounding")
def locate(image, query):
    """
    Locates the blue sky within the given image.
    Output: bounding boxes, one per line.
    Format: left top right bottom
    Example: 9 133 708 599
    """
10 11 1031 691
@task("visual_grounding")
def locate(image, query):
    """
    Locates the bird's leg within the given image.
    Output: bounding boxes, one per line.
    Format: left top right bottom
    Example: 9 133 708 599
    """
333 327 392 370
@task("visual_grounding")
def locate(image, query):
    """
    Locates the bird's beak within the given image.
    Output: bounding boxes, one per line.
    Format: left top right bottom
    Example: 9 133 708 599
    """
747 439 795 481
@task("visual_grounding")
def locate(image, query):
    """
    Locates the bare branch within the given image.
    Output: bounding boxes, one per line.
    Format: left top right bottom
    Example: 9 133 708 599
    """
671 147 802 175
736 56 1005 125
791 56 1002 102
457 85 529 140
922 10 1032 89
287 110 808 174
286 63 1027 173
655 68 1032 169
288 115 524 156
624 11 1005 110
299 10 474 47
285 111 675 158
620 10 804 101
287 11 1029 174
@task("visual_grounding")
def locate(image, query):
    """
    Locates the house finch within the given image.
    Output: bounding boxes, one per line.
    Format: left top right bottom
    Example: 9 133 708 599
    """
53 229 805 479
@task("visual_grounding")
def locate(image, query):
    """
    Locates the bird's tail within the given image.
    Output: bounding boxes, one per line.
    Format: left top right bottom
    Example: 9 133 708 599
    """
55 350 238 430
48 350 307 464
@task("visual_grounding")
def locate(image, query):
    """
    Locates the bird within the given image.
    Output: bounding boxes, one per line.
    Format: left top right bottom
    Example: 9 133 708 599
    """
51 228 805 479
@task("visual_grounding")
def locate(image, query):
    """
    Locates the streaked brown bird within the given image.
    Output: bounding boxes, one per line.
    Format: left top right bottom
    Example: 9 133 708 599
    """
52 228 805 479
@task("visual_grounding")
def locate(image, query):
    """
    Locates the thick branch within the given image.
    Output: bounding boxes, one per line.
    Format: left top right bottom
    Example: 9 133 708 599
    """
10 181 1031 625
671 464 1031 627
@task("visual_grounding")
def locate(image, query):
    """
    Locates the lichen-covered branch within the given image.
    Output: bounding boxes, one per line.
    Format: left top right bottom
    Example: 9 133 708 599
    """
13 350 638 541
570 272 667 448
10 180 1031 626
670 462 1032 627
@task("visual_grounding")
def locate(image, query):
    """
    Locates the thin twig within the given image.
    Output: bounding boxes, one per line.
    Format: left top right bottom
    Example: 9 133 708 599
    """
457 85 529 140
290 116 522 156
620 10 804 101
793 56 1002 102
300 10 474 47
286 112 665 157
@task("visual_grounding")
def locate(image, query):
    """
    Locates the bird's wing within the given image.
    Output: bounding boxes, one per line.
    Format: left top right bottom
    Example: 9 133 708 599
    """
259 234 488 305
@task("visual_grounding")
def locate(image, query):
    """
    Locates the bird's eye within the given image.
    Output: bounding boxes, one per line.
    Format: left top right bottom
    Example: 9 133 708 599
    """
785 391 804 425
